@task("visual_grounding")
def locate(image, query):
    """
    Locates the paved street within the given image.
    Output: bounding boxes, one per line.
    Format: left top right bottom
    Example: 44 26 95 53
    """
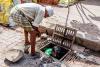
0 26 24 67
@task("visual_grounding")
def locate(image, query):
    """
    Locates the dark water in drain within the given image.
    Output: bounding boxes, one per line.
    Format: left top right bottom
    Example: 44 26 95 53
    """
41 43 69 60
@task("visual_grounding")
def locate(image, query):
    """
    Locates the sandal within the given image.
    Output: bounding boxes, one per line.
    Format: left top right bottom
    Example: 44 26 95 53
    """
24 45 30 54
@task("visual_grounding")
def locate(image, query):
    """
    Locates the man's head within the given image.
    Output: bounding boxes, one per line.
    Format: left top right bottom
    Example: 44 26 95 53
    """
44 6 54 18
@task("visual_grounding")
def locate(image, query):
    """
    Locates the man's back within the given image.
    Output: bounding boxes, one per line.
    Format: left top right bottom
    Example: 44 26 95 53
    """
10 3 45 19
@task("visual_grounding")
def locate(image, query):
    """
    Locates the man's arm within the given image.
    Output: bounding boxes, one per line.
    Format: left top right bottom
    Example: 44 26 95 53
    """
32 10 45 28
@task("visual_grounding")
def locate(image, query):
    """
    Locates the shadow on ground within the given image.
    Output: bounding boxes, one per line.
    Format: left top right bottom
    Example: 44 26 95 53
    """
70 20 100 37
89 15 100 21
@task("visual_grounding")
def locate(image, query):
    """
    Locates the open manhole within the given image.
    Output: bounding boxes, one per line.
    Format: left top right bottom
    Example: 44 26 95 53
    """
40 24 77 61
40 41 70 61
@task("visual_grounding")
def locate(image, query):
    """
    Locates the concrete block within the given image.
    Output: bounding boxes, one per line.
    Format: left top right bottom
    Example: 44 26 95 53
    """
76 31 100 51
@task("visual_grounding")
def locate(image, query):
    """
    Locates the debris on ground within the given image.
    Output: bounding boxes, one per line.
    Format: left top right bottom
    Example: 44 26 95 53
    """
74 51 100 65
86 55 100 65
4 53 67 67
42 62 66 67
5 44 25 62
5 49 24 63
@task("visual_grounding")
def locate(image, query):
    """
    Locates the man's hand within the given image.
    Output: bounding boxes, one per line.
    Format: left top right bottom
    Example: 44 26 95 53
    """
38 26 46 34
32 26 38 31
38 26 53 36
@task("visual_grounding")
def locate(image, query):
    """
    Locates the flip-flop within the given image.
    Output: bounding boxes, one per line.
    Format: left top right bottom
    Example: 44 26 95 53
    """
24 45 30 54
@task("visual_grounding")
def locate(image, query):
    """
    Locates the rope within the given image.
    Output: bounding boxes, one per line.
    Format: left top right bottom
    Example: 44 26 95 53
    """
78 2 93 23
74 1 94 23
81 5 96 17
65 0 70 27
75 3 85 23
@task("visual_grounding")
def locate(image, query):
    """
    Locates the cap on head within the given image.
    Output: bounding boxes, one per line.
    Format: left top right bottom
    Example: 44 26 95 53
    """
45 6 54 17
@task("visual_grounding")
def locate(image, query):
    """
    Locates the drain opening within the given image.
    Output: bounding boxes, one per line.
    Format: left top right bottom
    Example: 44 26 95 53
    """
41 42 69 60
